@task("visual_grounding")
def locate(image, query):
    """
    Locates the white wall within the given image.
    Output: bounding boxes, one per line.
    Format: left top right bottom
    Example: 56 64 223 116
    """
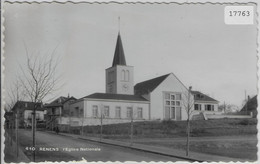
67 98 149 125
149 73 193 120
60 117 145 126
116 65 134 95
84 99 149 120
70 100 85 117
24 110 45 120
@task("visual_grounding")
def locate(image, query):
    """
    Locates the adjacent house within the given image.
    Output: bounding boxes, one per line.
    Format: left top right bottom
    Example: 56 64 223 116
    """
44 96 77 130
11 101 46 128
240 95 257 118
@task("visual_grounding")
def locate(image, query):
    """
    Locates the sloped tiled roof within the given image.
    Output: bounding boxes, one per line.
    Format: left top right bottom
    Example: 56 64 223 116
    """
12 101 44 111
84 93 148 102
241 95 257 112
134 74 170 95
45 96 76 107
191 91 218 102
112 33 126 67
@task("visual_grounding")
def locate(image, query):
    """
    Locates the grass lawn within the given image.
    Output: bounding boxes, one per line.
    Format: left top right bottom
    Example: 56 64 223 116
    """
131 137 257 160
75 118 257 160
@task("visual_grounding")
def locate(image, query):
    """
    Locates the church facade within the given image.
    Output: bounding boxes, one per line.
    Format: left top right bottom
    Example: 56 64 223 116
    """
62 33 219 126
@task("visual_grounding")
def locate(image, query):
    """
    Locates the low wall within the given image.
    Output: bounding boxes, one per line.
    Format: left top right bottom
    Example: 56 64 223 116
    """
58 117 145 126
206 114 252 119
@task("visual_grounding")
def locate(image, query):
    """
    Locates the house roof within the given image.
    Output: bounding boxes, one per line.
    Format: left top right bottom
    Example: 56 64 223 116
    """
112 33 126 67
12 101 44 111
191 91 218 102
241 95 257 112
45 96 77 107
134 73 170 95
84 93 148 102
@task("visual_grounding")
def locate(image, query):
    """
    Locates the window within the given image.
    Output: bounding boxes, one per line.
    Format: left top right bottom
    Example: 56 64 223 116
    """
121 70 125 81
75 107 79 117
125 70 129 81
108 71 114 83
205 104 214 111
164 92 182 119
36 113 40 120
137 108 143 119
171 107 175 119
127 107 133 118
165 107 170 119
79 109 83 117
115 107 121 118
92 105 98 117
104 106 109 117
176 94 181 100
165 93 170 99
195 104 201 111
176 101 181 106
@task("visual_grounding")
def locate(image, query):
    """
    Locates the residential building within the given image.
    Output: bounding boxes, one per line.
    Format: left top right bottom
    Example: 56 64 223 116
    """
240 95 257 118
45 96 76 130
11 101 46 128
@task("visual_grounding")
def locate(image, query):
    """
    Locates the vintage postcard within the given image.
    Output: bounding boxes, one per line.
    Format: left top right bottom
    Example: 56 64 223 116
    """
1 0 259 163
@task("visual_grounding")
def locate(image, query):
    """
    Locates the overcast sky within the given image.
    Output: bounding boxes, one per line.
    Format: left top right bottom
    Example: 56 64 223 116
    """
4 3 257 107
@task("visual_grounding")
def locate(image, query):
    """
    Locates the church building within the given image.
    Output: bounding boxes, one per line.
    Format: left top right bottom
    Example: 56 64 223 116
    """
64 32 219 126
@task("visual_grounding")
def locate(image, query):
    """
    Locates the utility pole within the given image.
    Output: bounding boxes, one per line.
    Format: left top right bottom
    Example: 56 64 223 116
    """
245 90 247 115
186 86 192 156
100 105 103 141
130 107 134 146
32 104 37 162
10 117 13 146
15 113 19 157
81 116 84 136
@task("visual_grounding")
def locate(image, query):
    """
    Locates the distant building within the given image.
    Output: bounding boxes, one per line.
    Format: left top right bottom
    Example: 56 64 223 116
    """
11 101 46 128
240 95 257 118
191 91 219 113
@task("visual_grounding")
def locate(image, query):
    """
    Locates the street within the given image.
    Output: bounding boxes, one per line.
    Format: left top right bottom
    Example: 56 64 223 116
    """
15 129 185 162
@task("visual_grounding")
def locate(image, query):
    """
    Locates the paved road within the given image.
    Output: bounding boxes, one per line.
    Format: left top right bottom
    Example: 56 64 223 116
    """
17 129 184 162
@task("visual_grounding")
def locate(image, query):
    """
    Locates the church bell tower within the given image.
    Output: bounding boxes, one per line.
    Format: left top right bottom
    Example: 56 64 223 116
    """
105 33 134 95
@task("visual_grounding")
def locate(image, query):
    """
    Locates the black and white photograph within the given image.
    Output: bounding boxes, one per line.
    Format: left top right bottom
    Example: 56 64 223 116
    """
2 1 258 163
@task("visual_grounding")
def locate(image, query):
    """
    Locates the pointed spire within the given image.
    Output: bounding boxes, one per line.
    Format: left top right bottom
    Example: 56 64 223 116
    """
112 33 126 67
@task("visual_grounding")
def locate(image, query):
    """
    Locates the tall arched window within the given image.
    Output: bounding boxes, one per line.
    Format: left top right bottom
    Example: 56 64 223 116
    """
125 70 129 81
121 70 125 81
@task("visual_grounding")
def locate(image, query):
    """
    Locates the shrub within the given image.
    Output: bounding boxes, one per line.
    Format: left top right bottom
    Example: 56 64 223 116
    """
239 119 257 125
191 128 206 135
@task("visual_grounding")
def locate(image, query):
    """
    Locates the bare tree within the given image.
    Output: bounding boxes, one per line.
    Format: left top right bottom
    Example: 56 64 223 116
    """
6 79 24 111
181 86 195 156
19 47 61 161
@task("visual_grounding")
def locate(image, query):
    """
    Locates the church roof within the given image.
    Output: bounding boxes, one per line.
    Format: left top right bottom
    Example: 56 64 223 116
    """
112 33 126 67
84 93 148 102
191 91 218 102
134 73 170 95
